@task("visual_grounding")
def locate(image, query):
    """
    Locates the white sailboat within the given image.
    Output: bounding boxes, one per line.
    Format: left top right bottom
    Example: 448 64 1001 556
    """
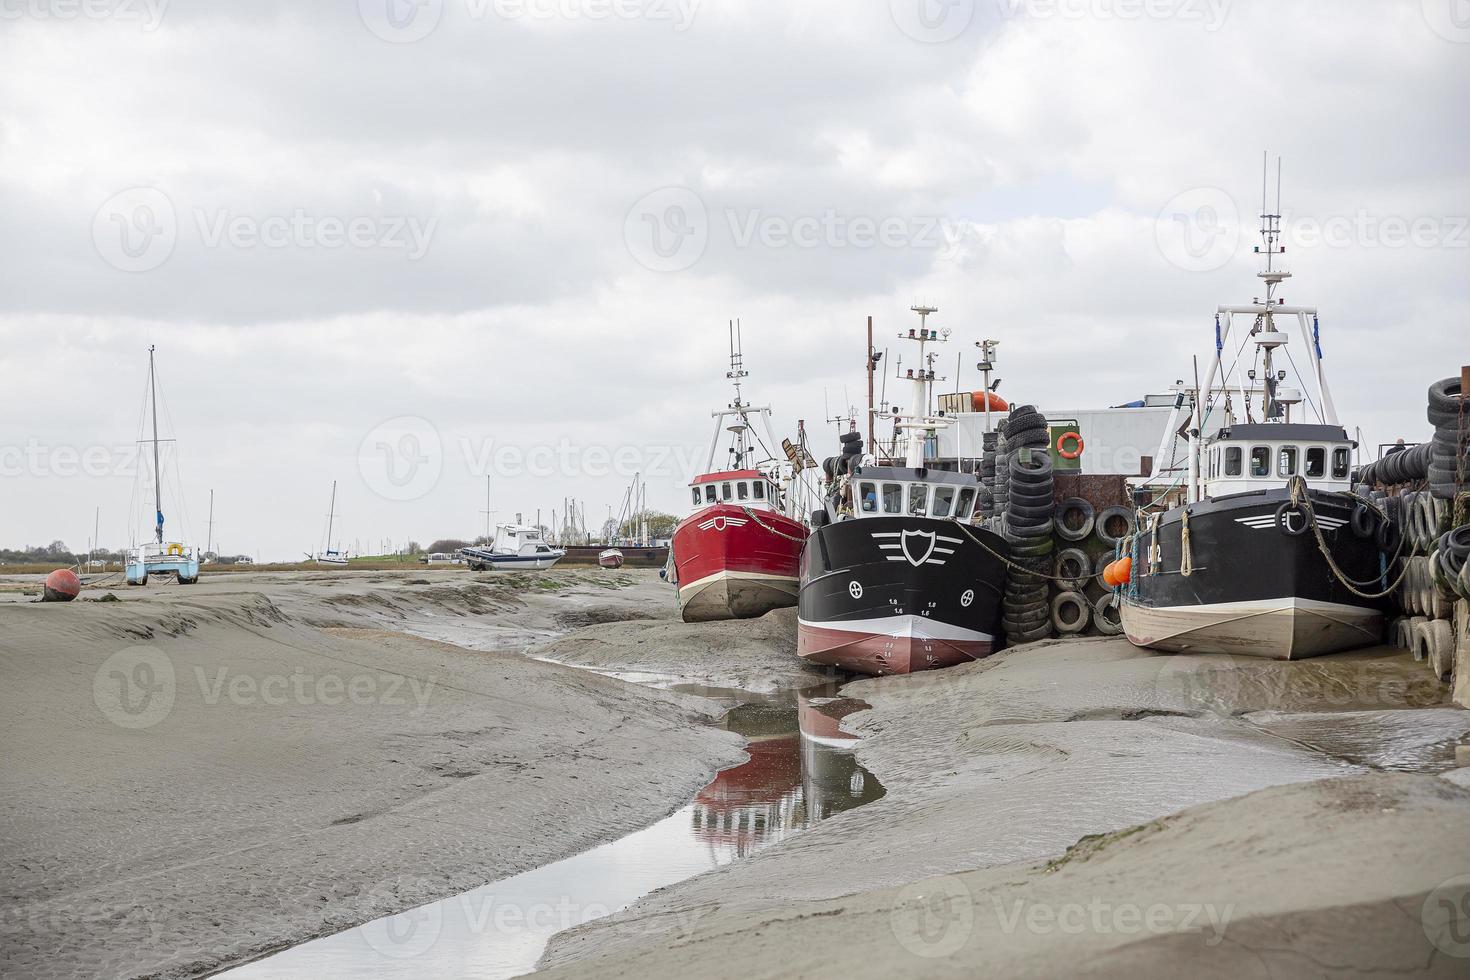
126 346 200 586
310 481 351 566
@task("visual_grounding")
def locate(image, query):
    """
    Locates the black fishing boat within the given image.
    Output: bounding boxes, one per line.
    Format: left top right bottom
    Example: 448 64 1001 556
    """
797 307 1009 675
1120 162 1390 659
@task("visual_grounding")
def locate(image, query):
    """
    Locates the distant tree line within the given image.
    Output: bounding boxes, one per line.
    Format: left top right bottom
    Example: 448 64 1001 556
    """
0 541 126 565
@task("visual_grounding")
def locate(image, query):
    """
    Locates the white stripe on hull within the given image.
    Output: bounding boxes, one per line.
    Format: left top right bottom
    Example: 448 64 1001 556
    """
485 556 564 570
1120 596 1382 660
680 570 797 622
677 568 798 597
797 614 994 644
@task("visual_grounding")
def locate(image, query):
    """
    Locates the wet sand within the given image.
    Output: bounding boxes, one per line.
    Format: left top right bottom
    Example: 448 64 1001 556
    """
538 772 1470 978
539 637 1470 975
3 570 1469 978
533 606 825 694
0 569 745 979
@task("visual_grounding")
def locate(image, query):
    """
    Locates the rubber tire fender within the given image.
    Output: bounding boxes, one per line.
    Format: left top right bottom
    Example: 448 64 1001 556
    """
1008 451 1055 482
1092 593 1124 636
1094 506 1136 547
1054 498 1096 542
1050 591 1091 634
1275 502 1309 537
1053 548 1091 590
1350 502 1376 540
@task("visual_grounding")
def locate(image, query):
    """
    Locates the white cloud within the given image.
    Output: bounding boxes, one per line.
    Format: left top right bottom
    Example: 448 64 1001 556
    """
1 0 1466 558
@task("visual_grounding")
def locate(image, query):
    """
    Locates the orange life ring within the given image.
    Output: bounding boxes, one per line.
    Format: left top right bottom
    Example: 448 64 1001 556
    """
1057 431 1084 459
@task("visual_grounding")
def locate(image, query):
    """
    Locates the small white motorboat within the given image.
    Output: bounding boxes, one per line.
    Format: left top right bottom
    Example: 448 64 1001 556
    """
460 524 566 571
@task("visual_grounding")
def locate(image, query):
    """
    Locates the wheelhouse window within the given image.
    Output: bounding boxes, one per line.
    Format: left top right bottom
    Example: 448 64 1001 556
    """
737 481 749 500
721 482 732 500
1225 447 1242 476
691 488 701 506
881 483 903 514
753 481 765 500
908 484 929 516
1277 446 1298 477
1304 447 1325 479
1250 446 1270 477
956 488 975 518
1332 447 1350 479
859 482 878 513
704 485 717 503
932 486 956 518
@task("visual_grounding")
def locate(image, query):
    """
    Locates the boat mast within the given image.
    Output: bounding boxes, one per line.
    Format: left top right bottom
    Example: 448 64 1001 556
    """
326 481 337 553
148 345 163 545
726 319 751 468
896 306 949 468
1254 152 1290 422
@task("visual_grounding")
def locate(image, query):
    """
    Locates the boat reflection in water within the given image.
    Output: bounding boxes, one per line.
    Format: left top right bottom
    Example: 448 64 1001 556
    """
689 683 883 860
221 681 880 980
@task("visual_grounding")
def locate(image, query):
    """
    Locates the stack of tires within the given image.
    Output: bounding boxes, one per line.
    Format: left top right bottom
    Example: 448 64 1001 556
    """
979 431 999 519
1383 493 1462 685
1380 379 1469 691
1051 498 1095 638
993 430 1010 527
1428 377 1469 500
1001 441 1056 646
837 431 864 474
1355 442 1430 488
1436 525 1470 602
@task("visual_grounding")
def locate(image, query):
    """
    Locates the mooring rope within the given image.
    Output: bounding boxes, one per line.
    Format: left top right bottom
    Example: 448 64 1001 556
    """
1179 510 1194 579
741 507 809 544
947 519 1085 585
1286 475 1411 600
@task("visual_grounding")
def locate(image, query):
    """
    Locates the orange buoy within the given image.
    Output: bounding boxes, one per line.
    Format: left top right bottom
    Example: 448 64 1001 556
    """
1117 556 1133 582
1056 431 1084 459
43 568 81 602
970 391 1010 413
1102 562 1119 587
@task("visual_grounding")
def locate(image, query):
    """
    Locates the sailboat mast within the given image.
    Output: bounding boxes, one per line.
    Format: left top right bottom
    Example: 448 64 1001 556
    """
148 345 163 544
326 481 337 551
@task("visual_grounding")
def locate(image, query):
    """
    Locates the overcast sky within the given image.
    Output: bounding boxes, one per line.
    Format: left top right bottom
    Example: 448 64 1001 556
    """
2 0 1467 560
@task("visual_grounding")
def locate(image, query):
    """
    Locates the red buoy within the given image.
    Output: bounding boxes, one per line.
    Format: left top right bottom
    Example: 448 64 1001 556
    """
42 568 81 602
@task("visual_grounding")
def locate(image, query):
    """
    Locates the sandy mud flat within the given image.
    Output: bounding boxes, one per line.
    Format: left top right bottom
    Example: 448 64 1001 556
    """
0 569 744 979
3 569 1469 978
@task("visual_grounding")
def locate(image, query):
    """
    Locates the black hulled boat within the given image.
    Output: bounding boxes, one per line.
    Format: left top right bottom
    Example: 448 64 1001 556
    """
797 307 1009 676
1120 164 1390 659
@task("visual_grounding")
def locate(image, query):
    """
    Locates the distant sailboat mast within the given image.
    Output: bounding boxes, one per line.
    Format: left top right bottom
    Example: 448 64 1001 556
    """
148 344 164 545
326 480 338 555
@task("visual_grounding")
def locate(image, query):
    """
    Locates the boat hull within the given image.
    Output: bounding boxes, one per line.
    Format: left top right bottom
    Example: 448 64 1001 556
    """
598 550 625 569
460 549 565 571
672 504 806 623
127 547 200 585
797 516 1008 676
1120 488 1388 660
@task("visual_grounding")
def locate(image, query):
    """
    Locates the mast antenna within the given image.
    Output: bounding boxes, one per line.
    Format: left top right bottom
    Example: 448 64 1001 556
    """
726 318 747 407
148 345 163 545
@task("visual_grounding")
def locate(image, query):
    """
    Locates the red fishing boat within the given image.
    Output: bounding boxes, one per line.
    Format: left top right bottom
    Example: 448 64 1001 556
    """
669 323 810 623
